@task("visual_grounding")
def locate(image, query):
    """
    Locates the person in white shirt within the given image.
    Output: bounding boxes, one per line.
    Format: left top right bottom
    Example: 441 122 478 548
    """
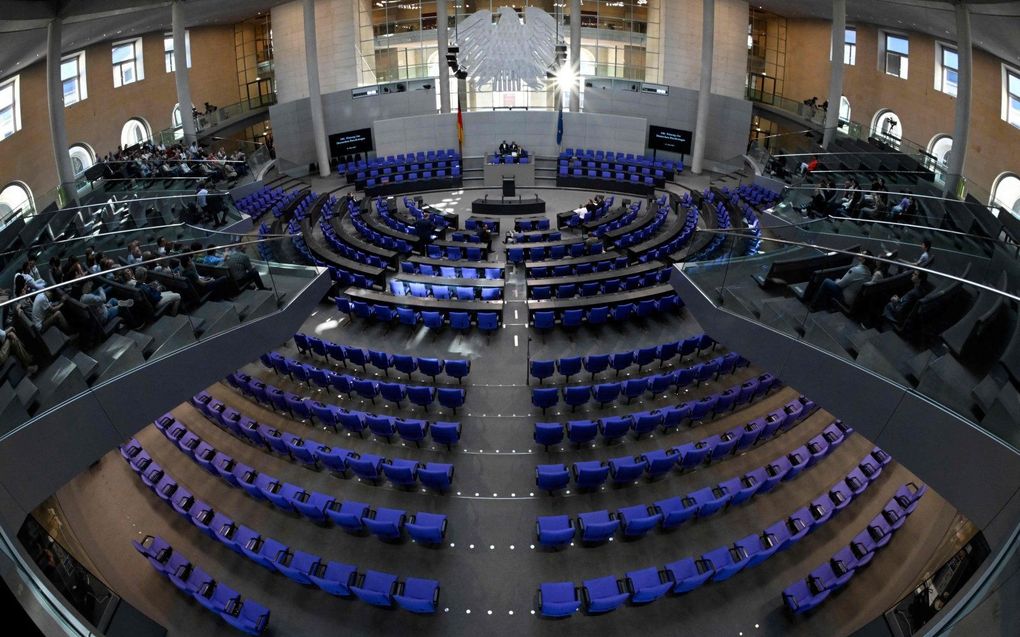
914 239 933 267
31 290 70 333
196 186 208 209
809 251 874 311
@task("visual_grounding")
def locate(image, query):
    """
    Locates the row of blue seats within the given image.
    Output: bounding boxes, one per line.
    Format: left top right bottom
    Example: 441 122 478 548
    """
536 447 885 617
399 262 503 279
344 149 460 170
590 204 641 238
538 373 783 452
293 333 470 382
362 168 461 190
258 354 468 412
127 466 443 613
559 158 670 179
538 435 876 547
283 192 319 223
638 205 699 263
725 183 780 208
351 162 462 181
531 294 684 331
533 374 786 450
507 241 605 264
530 333 716 382
515 217 552 232
423 243 486 261
559 166 658 187
178 397 458 497
349 209 414 254
133 536 271 635
783 482 927 613
527 254 630 277
560 148 678 171
390 280 503 301
224 373 462 447
530 353 749 410
126 430 440 535
236 186 291 221
320 216 390 270
337 297 502 332
256 223 275 261
328 266 379 292
528 268 672 300
613 205 670 250
535 395 818 492
513 230 562 243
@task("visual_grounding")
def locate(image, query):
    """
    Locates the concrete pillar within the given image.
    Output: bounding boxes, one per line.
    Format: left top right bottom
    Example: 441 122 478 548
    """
303 0 331 177
569 0 581 112
691 0 714 174
46 18 76 206
438 0 451 114
943 2 972 198
822 0 846 149
171 1 197 145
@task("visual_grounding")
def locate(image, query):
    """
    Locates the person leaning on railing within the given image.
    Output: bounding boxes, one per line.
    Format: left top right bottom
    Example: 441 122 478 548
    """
0 289 39 376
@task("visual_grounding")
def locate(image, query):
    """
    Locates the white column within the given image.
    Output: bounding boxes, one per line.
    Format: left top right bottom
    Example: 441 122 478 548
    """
569 0 581 112
822 0 846 149
171 1 197 145
304 0 330 177
943 3 972 198
438 0 451 114
46 18 76 205
691 0 714 174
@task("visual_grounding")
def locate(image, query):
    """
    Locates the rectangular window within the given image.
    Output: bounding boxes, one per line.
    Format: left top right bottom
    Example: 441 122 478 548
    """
164 32 192 73
885 34 909 79
112 38 144 87
0 76 21 140
936 44 958 96
61 51 87 106
844 27 857 66
1006 67 1020 128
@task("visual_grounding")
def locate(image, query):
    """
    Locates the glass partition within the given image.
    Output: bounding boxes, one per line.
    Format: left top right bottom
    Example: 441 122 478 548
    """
680 231 1020 451
0 229 322 434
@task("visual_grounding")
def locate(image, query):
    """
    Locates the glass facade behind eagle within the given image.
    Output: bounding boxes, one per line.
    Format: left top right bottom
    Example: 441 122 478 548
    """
356 0 661 111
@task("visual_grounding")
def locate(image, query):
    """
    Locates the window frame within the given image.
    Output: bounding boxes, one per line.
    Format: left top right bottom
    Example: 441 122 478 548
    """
1003 64 1020 129
0 75 22 141
112 38 145 88
844 27 857 66
61 50 88 106
164 31 192 73
881 32 910 80
934 42 959 97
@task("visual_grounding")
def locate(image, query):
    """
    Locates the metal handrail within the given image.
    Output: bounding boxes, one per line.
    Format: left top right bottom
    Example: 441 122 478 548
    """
694 228 1020 302
2 235 304 310
824 215 1008 245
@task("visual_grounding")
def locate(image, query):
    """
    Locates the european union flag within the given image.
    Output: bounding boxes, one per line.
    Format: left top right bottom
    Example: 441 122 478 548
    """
556 107 564 146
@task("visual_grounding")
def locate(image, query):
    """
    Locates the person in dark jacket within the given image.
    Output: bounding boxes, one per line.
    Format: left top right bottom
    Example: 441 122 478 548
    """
883 270 932 325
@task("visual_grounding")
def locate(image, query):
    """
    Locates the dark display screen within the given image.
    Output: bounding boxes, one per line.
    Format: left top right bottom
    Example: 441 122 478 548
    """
329 128 374 156
648 125 693 154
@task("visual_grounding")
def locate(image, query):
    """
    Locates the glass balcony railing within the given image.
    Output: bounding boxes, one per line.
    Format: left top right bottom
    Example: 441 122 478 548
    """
0 229 322 432
744 88 1000 206
679 230 1020 451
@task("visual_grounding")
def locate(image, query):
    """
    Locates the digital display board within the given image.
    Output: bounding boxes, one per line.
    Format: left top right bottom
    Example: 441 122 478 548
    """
648 125 693 154
329 128 374 156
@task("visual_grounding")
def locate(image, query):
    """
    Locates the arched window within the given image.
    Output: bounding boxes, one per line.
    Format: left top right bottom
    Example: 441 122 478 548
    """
0 181 34 228
990 172 1020 216
871 109 902 149
838 96 851 132
926 135 953 184
579 47 596 78
172 104 182 129
120 117 151 148
68 143 96 177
